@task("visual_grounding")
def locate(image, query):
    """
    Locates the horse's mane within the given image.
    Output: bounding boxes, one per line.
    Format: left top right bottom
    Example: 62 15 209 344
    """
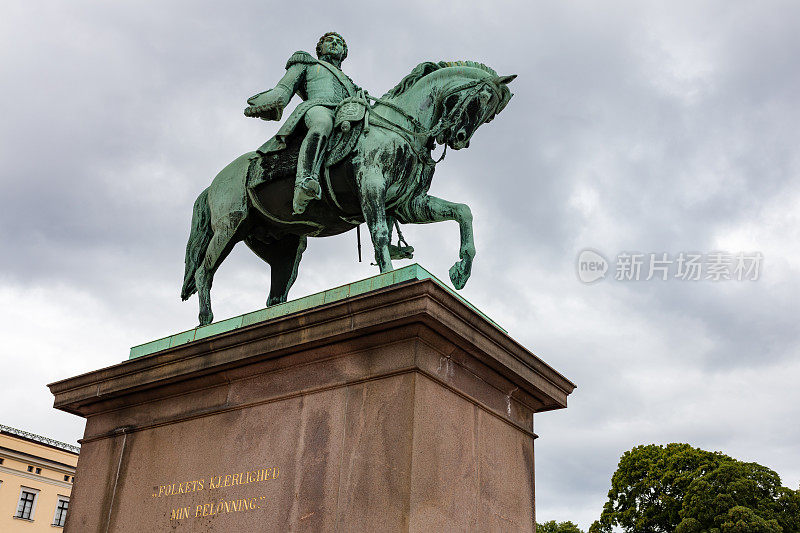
383 60 498 98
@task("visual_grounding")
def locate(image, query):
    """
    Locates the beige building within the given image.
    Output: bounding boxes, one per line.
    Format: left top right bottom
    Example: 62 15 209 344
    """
0 424 78 531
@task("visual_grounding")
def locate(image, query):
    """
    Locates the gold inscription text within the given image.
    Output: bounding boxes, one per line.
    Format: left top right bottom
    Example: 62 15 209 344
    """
171 496 267 520
153 466 280 499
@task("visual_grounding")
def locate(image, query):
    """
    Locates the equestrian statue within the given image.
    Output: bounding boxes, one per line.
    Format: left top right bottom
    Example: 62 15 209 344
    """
181 32 515 326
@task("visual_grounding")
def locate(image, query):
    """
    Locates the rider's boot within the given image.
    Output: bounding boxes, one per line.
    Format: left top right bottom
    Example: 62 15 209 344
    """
292 178 322 214
293 131 326 215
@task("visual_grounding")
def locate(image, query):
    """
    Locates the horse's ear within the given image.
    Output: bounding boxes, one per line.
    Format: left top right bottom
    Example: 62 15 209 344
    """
487 81 514 122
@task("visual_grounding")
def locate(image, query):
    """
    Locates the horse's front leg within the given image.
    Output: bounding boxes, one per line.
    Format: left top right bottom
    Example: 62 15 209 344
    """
405 194 475 289
357 167 393 272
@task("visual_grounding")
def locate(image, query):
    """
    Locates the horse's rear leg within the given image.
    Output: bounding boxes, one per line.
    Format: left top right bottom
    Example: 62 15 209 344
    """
244 234 307 306
195 216 245 325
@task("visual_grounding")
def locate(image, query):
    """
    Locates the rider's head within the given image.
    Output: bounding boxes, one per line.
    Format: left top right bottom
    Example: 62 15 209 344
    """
316 32 347 62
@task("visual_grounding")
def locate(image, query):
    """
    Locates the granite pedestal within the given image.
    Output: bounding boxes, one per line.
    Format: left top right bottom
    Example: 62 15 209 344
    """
50 273 575 532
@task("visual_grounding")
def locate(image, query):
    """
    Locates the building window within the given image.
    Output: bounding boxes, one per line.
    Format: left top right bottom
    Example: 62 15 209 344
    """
27 465 34 472
0 457 4 464
15 487 39 520
64 474 70 481
35 467 42 474
52 496 69 527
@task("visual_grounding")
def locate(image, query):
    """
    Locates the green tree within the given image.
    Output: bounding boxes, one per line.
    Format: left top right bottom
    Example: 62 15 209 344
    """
718 506 782 533
678 460 795 531
537 520 585 533
592 443 800 533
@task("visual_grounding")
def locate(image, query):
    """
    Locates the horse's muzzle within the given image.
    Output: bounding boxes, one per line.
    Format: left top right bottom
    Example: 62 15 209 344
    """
451 128 470 150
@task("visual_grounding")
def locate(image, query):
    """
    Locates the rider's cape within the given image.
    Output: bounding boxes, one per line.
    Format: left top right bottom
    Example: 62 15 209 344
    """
256 51 358 156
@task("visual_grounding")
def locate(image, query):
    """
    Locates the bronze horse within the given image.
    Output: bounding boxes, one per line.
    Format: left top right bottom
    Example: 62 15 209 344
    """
182 61 515 325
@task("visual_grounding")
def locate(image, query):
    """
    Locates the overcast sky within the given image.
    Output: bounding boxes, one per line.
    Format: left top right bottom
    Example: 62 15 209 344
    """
2 1 799 529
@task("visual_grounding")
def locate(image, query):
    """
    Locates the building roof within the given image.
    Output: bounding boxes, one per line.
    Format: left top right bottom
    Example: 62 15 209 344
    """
0 424 80 455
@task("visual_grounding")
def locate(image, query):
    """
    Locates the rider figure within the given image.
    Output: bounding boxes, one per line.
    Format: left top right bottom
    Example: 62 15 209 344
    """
245 32 358 214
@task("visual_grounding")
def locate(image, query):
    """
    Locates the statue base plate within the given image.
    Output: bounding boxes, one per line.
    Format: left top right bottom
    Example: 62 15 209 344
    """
50 275 575 532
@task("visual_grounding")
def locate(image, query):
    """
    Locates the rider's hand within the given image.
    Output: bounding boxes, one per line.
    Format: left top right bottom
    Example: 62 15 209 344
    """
244 90 285 121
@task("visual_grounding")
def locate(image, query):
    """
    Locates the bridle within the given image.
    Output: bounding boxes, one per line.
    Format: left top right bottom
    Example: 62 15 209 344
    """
431 77 503 139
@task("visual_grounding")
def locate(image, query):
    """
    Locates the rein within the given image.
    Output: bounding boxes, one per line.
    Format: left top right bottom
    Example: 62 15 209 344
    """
362 93 441 166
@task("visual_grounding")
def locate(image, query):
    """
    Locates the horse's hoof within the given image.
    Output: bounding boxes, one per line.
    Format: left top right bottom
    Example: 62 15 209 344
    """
449 260 471 290
389 244 414 260
199 312 213 326
267 295 286 307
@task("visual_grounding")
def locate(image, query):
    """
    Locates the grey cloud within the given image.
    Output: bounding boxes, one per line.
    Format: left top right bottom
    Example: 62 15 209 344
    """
2 1 799 530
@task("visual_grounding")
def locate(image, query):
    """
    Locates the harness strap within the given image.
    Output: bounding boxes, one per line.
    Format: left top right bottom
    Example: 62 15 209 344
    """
356 224 362 262
367 113 437 166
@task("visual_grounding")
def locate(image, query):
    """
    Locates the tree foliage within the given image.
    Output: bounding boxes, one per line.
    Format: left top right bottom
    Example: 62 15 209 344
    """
590 443 800 533
537 520 585 533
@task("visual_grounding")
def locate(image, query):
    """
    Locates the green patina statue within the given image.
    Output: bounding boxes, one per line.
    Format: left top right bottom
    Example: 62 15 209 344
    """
182 32 515 325
245 32 358 215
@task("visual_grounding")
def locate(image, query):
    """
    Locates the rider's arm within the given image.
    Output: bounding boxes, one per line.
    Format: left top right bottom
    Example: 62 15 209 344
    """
271 63 305 106
246 63 305 112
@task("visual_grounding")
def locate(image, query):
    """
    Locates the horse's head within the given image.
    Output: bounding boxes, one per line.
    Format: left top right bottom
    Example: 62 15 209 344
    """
436 73 516 150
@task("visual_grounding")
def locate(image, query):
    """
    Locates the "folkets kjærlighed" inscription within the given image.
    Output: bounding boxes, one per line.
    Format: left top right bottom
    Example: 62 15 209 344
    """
152 466 280 498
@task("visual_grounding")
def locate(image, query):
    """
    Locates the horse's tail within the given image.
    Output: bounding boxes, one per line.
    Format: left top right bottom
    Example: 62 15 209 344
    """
181 187 212 300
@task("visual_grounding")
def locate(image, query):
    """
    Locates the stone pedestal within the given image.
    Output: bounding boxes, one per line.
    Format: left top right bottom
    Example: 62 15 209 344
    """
50 278 575 532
